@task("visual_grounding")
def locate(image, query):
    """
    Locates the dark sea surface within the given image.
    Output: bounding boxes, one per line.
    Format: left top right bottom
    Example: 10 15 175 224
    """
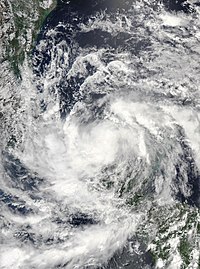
1 0 200 268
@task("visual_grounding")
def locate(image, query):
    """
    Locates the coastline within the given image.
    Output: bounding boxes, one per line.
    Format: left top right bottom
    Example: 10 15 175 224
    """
0 0 57 77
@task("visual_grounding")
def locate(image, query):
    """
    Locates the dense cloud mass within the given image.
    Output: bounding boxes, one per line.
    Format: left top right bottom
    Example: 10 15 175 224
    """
0 1 200 268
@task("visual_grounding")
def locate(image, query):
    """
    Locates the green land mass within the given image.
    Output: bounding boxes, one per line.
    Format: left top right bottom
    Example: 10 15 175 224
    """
1 0 57 77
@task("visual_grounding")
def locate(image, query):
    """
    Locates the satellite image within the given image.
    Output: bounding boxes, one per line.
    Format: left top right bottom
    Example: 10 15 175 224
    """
0 0 200 268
